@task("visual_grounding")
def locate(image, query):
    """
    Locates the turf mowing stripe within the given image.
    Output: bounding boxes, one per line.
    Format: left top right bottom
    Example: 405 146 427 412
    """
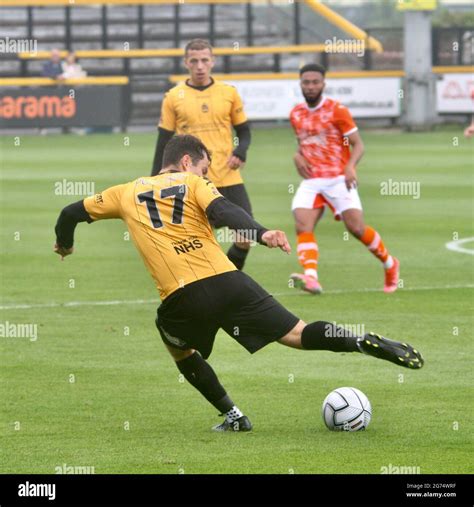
1 284 473 310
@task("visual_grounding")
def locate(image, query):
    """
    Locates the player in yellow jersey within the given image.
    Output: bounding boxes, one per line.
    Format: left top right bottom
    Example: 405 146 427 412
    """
54 135 424 432
151 39 254 271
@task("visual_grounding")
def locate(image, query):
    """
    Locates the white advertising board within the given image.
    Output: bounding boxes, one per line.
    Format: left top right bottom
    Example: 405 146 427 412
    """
227 77 402 120
436 73 474 113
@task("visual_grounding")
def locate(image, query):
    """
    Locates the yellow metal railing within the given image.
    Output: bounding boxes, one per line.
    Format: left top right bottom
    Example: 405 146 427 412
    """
1 0 383 54
432 66 474 74
305 0 383 53
1 68 468 87
20 44 341 60
0 76 129 86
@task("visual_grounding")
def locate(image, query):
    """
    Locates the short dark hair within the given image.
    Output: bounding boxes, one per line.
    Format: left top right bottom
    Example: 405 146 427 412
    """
184 39 213 56
299 63 326 77
162 134 211 168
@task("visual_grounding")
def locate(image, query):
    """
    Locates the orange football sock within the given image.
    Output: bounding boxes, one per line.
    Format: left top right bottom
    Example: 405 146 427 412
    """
297 232 319 279
359 226 392 267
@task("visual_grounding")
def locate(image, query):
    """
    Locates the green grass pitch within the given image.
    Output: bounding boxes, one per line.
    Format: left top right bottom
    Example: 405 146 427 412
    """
0 127 472 474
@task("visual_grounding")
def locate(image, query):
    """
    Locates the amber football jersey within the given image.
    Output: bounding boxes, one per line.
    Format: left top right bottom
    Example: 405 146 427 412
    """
159 79 248 188
83 172 236 300
290 97 358 179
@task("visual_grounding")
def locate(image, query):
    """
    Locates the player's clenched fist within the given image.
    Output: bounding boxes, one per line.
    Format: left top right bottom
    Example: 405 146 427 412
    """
54 243 74 260
227 155 245 170
261 230 291 254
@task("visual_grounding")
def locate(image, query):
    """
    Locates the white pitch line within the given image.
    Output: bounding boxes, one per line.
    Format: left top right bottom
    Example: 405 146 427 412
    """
0 298 159 311
273 284 474 297
1 284 473 311
445 236 474 256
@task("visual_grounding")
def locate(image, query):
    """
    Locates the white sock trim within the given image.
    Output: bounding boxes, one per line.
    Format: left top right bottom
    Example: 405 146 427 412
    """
384 256 394 269
226 406 243 423
368 232 381 251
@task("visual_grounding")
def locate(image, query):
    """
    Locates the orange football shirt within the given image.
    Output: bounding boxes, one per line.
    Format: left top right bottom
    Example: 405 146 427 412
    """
290 97 358 178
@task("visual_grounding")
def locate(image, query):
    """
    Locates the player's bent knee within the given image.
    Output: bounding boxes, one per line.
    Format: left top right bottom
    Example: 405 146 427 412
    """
277 319 306 349
344 219 364 238
293 208 321 233
295 225 310 235
342 210 364 238
165 343 196 362
294 220 313 234
348 225 364 238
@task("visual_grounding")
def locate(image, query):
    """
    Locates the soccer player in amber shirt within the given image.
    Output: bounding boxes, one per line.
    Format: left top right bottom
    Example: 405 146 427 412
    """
289 64 399 294
151 39 253 271
54 135 423 433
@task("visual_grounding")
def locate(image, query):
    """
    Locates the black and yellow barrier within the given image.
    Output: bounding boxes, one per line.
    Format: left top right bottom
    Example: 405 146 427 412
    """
0 76 131 129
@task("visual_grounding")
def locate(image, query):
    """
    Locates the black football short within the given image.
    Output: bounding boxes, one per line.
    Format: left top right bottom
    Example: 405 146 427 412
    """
217 183 253 217
156 271 299 359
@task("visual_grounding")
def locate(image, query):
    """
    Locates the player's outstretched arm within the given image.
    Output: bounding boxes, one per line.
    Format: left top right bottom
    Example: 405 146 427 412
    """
206 197 266 240
206 197 290 253
54 200 91 259
54 184 124 259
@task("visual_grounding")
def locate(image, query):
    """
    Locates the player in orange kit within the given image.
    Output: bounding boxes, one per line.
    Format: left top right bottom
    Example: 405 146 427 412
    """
289 64 399 294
